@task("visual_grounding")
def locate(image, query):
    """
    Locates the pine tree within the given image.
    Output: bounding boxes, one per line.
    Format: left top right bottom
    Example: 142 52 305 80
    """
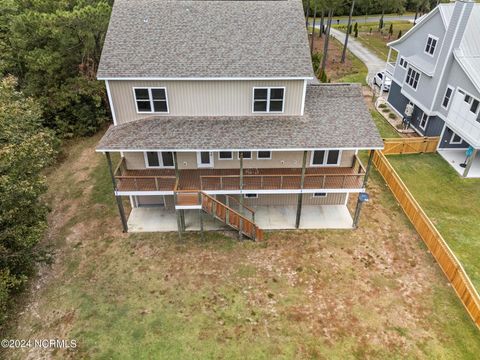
398 30 403 39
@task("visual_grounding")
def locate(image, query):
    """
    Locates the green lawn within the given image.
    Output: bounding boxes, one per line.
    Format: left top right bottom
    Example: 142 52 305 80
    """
2 135 479 359
335 21 414 61
388 153 480 292
370 109 401 139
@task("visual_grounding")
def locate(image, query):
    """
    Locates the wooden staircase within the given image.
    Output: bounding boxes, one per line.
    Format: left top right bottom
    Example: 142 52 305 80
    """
175 191 263 241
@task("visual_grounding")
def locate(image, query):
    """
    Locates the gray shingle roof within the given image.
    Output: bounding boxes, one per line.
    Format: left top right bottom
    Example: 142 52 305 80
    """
97 0 314 79
96 84 384 151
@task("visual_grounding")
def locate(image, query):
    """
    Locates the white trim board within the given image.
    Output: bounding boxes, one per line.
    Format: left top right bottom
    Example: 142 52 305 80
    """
97 146 384 153
98 76 313 81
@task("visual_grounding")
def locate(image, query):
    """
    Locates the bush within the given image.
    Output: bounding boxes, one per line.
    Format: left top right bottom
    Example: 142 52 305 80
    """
398 30 403 39
389 113 397 119
379 103 387 109
382 108 390 113
311 52 322 75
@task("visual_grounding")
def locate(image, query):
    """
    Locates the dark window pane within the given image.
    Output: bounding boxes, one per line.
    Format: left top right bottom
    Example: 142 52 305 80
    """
135 88 149 100
471 99 479 114
258 151 271 159
153 100 168 112
465 95 471 103
327 150 340 165
312 150 325 165
254 89 268 100
219 151 232 159
200 152 210 164
162 152 174 167
151 88 166 100
147 152 159 167
137 100 151 112
314 193 327 197
269 100 283 112
239 151 251 159
254 101 267 112
270 88 284 100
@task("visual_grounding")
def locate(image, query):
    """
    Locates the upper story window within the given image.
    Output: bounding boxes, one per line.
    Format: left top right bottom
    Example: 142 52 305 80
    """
134 88 168 113
310 150 341 167
424 35 438 56
218 151 233 160
405 68 420 90
144 151 174 168
442 86 454 109
399 57 408 69
253 87 285 113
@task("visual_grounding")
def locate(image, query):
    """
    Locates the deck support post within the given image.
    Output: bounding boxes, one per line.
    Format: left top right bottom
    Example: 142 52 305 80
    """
362 150 374 188
295 151 308 229
239 152 244 239
463 148 478 178
198 192 204 240
352 195 364 229
106 152 128 233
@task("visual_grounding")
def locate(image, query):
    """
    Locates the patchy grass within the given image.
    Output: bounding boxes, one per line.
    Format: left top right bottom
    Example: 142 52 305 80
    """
309 33 368 84
1 135 479 359
388 153 480 292
370 109 401 139
336 21 414 61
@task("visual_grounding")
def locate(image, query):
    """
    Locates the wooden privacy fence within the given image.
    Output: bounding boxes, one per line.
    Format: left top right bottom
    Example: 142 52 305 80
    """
383 137 439 155
373 150 480 328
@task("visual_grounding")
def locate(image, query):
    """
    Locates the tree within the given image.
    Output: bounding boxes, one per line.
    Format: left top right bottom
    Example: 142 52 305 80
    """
389 23 394 39
341 1 355 63
398 30 403 39
0 76 58 324
354 23 359 38
0 1 112 137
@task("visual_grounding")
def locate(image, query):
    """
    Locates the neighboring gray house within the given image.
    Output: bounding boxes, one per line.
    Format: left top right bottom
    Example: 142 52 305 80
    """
385 0 480 178
95 0 383 237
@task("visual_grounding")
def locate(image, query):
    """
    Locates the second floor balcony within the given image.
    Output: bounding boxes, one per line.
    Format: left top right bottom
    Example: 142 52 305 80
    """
113 156 367 194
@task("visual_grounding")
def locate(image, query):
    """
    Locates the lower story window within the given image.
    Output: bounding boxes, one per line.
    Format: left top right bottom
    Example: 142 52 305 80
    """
419 113 429 130
257 151 272 160
313 193 327 198
145 151 174 168
311 150 341 166
238 151 252 160
450 133 463 145
219 151 233 160
244 193 258 198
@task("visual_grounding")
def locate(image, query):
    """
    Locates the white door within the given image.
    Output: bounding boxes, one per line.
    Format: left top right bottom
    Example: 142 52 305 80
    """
197 151 214 168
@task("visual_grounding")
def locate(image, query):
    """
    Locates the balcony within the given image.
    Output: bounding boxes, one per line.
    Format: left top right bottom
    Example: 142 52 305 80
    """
385 62 396 76
113 156 367 193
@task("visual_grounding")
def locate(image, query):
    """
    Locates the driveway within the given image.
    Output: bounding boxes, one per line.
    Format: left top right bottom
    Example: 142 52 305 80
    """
312 25 386 84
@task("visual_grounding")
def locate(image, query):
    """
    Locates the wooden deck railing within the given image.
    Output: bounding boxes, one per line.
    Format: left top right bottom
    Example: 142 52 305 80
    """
373 150 480 329
199 173 365 191
383 137 440 155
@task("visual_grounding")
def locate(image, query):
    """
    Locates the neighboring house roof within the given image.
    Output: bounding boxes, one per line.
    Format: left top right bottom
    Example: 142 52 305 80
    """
96 84 384 151
97 0 313 79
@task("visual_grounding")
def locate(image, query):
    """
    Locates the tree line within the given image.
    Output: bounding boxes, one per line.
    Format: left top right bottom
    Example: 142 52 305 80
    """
0 0 112 326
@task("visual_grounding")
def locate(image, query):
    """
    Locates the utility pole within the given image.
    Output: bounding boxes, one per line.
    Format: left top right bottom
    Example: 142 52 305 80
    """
341 1 355 63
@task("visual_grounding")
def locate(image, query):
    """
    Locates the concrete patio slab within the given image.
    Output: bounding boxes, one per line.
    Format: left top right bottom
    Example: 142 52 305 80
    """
127 205 353 232
438 149 480 178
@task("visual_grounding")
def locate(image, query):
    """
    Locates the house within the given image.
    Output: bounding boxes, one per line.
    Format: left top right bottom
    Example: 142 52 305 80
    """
95 0 383 238
384 0 480 178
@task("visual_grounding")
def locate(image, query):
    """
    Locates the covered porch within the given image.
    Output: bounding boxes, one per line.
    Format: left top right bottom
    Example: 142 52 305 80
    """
438 149 480 178
127 205 353 232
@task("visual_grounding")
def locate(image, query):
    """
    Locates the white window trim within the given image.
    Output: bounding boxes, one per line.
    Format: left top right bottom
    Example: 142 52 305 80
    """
399 56 408 69
419 113 429 131
256 151 272 160
196 152 214 168
237 151 252 160
252 87 286 114
309 150 342 167
424 34 438 57
312 193 327 198
218 151 233 160
441 85 455 110
244 193 258 198
450 133 463 145
133 87 169 114
143 151 175 169
404 67 421 91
